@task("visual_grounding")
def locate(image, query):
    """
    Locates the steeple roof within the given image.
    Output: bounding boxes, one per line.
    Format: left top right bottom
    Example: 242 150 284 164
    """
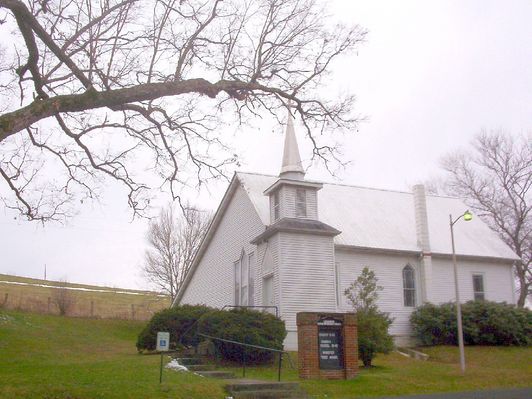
279 110 305 180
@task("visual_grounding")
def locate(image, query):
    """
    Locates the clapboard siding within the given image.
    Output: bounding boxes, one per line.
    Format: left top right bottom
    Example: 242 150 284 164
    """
431 257 515 304
279 232 337 337
256 235 281 311
180 183 264 308
335 249 421 338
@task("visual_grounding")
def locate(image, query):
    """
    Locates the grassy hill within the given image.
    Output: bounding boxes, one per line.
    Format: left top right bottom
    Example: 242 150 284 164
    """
0 274 170 320
0 309 225 399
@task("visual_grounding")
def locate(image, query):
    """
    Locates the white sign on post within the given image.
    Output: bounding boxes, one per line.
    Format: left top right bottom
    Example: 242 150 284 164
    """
156 332 170 352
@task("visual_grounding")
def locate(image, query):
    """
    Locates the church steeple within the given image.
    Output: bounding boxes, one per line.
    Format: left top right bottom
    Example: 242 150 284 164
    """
263 106 324 224
279 109 305 180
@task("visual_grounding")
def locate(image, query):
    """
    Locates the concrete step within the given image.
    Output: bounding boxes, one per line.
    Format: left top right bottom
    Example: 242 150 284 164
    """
173 357 203 365
226 380 307 399
230 389 308 399
187 364 216 371
226 381 300 392
175 347 199 357
195 370 236 379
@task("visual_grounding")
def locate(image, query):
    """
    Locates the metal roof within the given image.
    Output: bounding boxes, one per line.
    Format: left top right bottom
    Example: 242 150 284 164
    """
237 172 518 260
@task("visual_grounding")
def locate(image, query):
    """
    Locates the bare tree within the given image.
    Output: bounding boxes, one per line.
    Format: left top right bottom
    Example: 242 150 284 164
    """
52 280 76 316
440 130 531 307
0 0 366 222
143 203 210 301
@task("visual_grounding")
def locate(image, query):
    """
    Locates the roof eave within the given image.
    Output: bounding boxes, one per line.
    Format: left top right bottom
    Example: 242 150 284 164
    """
251 217 341 244
263 178 323 195
334 244 518 263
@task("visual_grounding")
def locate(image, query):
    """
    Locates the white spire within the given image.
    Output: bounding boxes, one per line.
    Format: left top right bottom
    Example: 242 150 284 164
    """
279 108 305 180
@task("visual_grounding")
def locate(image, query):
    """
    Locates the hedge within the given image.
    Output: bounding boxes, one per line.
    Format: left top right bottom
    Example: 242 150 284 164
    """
197 308 286 364
136 304 213 352
410 301 532 346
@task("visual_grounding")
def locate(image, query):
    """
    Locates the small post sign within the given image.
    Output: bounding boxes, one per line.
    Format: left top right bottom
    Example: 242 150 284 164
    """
156 332 170 383
156 332 170 352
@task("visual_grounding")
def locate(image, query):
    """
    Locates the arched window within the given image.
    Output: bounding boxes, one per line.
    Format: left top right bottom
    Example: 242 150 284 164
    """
402 265 416 307
234 249 255 306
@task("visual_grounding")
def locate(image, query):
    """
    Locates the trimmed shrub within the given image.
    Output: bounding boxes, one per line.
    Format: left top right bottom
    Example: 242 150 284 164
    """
197 308 286 364
357 308 394 367
136 304 213 352
411 301 532 346
344 267 395 366
409 302 456 345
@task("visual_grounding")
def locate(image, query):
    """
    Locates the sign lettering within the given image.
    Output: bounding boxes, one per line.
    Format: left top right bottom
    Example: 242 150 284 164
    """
318 319 344 370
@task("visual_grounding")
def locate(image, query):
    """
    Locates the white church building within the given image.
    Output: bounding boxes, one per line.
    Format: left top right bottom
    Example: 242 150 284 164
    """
174 114 518 349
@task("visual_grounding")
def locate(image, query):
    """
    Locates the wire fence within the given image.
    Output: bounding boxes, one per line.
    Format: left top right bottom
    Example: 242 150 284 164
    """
0 282 170 320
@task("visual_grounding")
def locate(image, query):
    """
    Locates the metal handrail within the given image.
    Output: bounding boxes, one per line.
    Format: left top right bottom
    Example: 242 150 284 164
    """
178 305 279 346
175 305 287 381
197 333 285 353
197 333 288 381
221 305 279 318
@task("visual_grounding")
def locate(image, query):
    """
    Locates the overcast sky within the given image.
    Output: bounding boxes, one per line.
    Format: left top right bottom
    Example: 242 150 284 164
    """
1 0 531 289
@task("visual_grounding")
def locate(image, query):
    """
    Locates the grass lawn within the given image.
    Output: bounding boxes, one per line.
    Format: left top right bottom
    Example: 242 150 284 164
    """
0 310 225 399
1 309 530 399
222 347 532 398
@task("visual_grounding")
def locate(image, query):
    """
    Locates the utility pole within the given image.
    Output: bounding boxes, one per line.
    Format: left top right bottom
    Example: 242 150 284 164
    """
44 264 47 280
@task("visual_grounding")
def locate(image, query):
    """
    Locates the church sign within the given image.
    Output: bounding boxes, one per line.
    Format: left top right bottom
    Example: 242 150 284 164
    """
317 317 344 370
297 312 358 380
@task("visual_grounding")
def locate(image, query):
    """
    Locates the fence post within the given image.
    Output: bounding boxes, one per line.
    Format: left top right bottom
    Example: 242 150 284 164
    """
242 347 246 377
159 352 163 383
278 352 282 382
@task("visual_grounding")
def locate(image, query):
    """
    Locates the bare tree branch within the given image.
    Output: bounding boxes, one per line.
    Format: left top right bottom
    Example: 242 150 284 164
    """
440 130 532 307
142 203 211 301
0 0 367 221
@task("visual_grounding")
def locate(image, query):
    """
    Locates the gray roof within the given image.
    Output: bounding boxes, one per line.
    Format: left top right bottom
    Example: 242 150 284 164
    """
237 172 518 261
251 218 341 244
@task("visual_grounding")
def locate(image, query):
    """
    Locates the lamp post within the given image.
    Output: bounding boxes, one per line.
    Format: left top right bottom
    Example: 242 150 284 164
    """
449 210 472 373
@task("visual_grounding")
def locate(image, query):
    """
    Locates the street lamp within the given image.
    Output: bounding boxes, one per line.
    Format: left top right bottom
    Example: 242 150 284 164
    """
449 210 473 373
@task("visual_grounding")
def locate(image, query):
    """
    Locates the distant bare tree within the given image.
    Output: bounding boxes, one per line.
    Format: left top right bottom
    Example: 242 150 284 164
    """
143 204 210 301
52 280 75 316
440 130 531 307
0 0 366 222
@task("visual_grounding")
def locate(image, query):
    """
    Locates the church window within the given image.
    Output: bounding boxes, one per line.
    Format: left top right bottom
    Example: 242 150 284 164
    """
241 252 248 306
295 188 307 217
248 252 255 306
234 259 241 306
273 191 280 221
234 250 255 307
334 262 341 306
402 265 416 307
472 274 485 301
263 275 274 308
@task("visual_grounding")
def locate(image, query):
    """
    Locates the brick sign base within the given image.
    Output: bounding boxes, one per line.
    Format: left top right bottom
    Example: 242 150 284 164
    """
297 312 358 380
